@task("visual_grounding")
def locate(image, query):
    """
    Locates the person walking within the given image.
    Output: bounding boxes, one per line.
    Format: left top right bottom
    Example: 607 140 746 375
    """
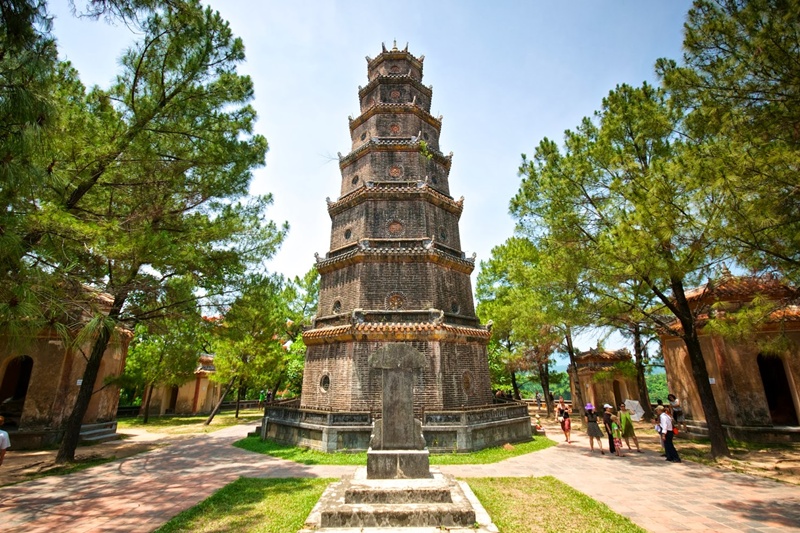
584 403 605 454
556 396 572 444
668 393 686 433
0 416 10 467
602 403 616 454
618 402 642 452
656 405 681 463
535 391 542 411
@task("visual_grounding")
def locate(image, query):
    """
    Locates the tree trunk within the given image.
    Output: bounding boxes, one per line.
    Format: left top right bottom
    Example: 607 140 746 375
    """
235 384 242 419
632 323 654 420
204 377 236 426
564 326 585 420
56 292 127 464
510 370 520 400
538 362 553 416
672 278 730 458
142 382 155 424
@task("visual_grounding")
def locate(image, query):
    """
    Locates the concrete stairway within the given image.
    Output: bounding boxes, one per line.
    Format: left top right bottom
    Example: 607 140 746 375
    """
80 421 120 444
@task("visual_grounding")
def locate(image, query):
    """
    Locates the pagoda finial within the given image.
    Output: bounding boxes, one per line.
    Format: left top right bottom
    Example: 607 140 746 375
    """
392 40 398 51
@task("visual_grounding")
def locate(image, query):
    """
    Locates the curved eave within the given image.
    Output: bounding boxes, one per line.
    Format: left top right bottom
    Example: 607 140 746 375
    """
315 246 475 275
367 49 424 73
349 103 441 131
303 322 490 345
358 74 432 99
328 184 463 217
339 140 452 171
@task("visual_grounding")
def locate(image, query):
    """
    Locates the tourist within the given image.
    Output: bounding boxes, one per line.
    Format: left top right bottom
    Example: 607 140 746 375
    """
0 416 9 467
258 389 265 407
584 403 605 454
668 393 686 432
535 391 542 410
556 396 572 443
618 403 642 452
610 415 625 457
656 405 681 463
602 403 616 454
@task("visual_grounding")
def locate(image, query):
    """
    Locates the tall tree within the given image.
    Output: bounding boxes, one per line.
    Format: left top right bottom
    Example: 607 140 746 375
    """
513 83 731 457
658 0 800 282
52 1 286 463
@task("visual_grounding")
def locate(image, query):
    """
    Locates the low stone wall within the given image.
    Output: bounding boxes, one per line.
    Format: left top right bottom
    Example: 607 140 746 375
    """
263 402 532 453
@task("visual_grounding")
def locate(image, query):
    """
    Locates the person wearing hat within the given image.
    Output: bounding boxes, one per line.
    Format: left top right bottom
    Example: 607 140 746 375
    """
602 404 616 454
0 416 10 467
555 396 572 443
584 403 605 454
656 405 681 463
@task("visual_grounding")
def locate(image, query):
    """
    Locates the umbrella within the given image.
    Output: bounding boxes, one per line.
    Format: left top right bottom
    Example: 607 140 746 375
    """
625 399 645 421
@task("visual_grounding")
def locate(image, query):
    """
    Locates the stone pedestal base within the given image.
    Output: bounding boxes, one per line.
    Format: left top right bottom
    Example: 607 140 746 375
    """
367 448 431 479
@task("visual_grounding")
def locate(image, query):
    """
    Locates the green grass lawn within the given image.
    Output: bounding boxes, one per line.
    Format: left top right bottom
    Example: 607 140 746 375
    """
233 435 556 465
117 409 264 435
154 475 643 533
469 476 646 533
155 477 333 533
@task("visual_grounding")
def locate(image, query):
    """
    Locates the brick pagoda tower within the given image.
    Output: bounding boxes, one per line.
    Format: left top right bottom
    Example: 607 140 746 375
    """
265 43 530 452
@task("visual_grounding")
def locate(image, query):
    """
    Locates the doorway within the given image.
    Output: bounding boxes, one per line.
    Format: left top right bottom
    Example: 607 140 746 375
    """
613 380 623 409
0 355 34 428
757 354 799 426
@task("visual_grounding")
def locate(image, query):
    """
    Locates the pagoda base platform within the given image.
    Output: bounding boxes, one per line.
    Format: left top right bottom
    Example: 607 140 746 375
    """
260 401 532 453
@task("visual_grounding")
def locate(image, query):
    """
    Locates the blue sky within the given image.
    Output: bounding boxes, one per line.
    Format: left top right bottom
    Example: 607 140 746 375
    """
49 1 693 351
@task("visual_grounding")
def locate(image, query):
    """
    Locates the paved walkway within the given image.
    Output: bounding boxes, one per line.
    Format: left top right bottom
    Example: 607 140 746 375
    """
1 423 799 532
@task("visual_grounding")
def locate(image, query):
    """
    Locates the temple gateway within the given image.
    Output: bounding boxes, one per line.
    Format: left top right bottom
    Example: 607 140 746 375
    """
263 43 531 452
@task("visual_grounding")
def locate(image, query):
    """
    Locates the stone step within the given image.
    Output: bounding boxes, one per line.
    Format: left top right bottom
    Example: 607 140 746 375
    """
299 527 496 533
320 502 476 528
80 422 119 444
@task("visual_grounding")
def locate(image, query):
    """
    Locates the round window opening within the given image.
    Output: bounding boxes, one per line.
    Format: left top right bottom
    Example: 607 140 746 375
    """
352 175 359 185
439 227 447 241
451 301 460 314
360 132 367 141
333 300 342 313
423 132 429 140
431 176 439 184
386 292 406 310
344 228 352 239
320 374 331 392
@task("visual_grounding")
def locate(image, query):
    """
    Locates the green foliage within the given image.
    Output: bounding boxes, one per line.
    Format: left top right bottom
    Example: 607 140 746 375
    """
592 360 637 383
646 372 668 403
155 477 333 533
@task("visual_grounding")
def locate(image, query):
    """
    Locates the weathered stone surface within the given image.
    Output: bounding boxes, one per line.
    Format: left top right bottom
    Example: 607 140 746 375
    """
366 449 430 479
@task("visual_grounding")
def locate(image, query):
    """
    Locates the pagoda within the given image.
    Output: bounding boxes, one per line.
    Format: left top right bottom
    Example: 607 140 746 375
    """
264 43 531 452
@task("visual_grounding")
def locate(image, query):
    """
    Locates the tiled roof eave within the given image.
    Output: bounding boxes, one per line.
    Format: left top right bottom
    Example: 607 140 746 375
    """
339 139 451 170
303 321 491 345
315 247 475 275
328 184 463 216
349 103 441 130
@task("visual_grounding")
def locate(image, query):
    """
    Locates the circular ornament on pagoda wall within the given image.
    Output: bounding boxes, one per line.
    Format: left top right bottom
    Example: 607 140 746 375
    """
462 371 474 396
389 65 400 73
390 89 401 100
352 175 359 185
388 220 404 235
386 292 406 310
320 374 331 392
389 123 400 134
332 300 342 314
344 228 352 240
389 165 402 178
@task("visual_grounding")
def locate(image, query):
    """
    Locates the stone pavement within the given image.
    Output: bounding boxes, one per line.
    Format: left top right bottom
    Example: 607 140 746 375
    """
1 422 799 532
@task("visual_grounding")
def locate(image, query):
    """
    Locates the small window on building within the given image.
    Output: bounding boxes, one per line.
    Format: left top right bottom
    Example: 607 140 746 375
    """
352 175 359 185
344 228 352 240
333 300 342 313
320 374 331 392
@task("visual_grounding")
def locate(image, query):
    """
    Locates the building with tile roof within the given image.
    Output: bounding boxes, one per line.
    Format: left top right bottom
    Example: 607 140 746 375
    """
660 272 800 442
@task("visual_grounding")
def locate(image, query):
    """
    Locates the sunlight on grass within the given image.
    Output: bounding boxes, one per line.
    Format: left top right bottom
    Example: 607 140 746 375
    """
233 435 556 465
155 477 332 533
468 476 646 533
117 409 263 435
